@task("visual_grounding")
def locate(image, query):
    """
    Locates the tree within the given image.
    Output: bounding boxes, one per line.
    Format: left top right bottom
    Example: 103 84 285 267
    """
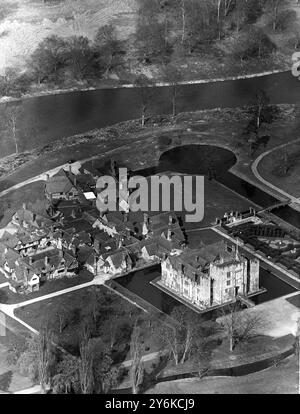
65 36 94 81
3 104 23 154
162 64 182 120
55 305 68 334
175 307 204 364
89 338 119 394
130 321 144 394
136 0 171 64
265 0 287 32
16 328 55 392
52 354 81 394
79 324 94 394
155 306 207 365
134 74 154 126
94 24 124 78
243 90 279 156
219 302 265 352
6 335 27 366
29 36 68 85
232 28 276 63
253 90 270 129
37 327 56 393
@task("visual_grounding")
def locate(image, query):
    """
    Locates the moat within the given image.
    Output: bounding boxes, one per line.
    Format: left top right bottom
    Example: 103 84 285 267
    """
114 144 299 315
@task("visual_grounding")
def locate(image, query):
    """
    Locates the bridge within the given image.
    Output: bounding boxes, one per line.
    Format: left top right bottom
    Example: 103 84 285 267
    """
258 200 290 214
237 295 255 308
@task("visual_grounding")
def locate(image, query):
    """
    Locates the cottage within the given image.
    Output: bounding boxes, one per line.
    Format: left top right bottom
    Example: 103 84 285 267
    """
0 244 79 294
45 169 80 202
97 249 133 276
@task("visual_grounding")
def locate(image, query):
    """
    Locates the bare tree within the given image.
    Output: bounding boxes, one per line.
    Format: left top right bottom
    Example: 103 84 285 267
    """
162 64 182 120
56 306 68 334
38 327 55 393
253 90 270 129
4 104 22 154
219 302 265 352
79 324 94 394
134 74 154 126
130 321 144 394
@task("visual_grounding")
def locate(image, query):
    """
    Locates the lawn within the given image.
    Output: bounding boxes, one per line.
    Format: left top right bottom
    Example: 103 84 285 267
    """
186 229 223 249
146 354 299 394
180 177 256 232
15 285 163 359
258 140 300 199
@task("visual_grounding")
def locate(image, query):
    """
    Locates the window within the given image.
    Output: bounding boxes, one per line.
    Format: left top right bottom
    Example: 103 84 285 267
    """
227 271 231 279
226 280 231 286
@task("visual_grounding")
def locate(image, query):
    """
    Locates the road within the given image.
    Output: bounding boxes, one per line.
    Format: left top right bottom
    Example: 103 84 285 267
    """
251 137 300 205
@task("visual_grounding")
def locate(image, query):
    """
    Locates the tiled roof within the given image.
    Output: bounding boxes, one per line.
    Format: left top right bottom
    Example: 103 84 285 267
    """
45 169 77 195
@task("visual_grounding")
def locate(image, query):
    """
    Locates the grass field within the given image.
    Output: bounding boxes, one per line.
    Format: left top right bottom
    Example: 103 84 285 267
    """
0 0 137 74
15 284 163 358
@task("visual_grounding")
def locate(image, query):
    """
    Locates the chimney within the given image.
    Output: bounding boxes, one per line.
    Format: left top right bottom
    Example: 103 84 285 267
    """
124 212 128 222
169 215 173 226
45 256 49 266
71 209 76 219
167 228 173 241
69 164 72 174
29 256 34 265
22 202 26 211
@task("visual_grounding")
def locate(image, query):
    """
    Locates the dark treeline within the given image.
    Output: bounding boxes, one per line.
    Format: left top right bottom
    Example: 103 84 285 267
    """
0 0 299 97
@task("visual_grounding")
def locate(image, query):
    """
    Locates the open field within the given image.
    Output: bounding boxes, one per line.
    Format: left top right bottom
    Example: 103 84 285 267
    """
0 0 137 74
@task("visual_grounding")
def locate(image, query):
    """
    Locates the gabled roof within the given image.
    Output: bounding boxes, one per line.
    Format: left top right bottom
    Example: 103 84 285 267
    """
12 207 53 229
45 169 77 195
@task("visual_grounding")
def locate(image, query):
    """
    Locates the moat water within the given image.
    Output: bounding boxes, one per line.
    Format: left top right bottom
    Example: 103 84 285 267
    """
117 144 298 315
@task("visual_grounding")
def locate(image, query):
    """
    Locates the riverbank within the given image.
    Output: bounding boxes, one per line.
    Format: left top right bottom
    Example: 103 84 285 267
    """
0 69 288 104
0 103 299 223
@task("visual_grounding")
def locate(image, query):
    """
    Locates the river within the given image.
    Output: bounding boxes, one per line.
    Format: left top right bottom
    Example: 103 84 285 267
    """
1 70 300 157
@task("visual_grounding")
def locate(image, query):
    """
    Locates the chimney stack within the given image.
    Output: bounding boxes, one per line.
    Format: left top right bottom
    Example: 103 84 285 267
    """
169 215 173 226
29 256 34 265
167 228 173 241
22 202 26 211
45 256 49 266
